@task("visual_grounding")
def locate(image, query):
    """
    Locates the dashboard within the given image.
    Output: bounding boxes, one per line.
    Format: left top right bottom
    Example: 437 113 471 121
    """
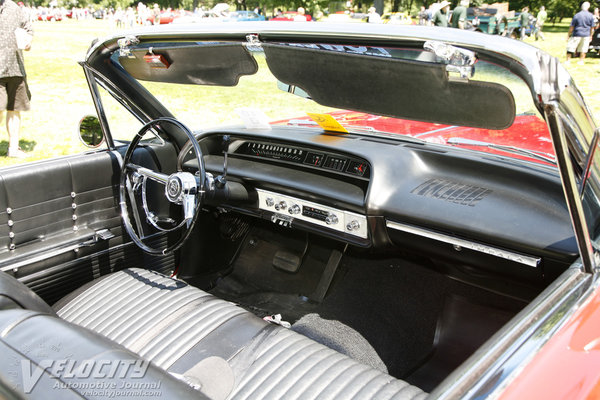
183 126 579 285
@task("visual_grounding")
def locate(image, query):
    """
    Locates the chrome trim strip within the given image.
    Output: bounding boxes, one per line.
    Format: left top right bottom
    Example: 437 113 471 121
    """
579 127 600 197
545 105 596 274
0 230 166 273
82 65 114 149
0 242 83 272
258 189 368 239
386 220 541 268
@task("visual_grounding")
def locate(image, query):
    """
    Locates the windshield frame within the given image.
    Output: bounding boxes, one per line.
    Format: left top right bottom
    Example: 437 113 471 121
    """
85 23 599 271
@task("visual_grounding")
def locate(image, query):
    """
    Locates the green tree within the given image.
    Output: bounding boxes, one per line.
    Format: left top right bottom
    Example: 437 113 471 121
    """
510 0 579 21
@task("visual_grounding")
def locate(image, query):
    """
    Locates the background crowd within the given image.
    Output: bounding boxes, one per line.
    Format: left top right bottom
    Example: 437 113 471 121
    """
10 0 600 30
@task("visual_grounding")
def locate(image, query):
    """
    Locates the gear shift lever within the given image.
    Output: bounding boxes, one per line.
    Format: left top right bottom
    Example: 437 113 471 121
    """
215 135 230 189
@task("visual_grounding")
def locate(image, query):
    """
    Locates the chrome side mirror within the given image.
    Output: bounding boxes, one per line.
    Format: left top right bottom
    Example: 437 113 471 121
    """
78 115 105 148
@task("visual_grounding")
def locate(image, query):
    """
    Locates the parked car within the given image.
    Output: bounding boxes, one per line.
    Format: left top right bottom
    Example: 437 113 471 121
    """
464 7 538 38
36 8 62 21
0 23 599 400
172 10 222 23
270 11 313 21
224 10 265 22
589 24 600 54
91 8 104 19
464 6 504 33
322 11 368 23
145 9 193 25
501 12 537 38
381 12 414 25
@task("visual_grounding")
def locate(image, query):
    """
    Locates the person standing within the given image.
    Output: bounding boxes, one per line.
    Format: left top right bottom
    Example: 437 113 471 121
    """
519 7 530 40
417 6 428 25
535 6 547 41
293 7 307 21
451 0 469 29
367 6 381 23
0 0 32 158
432 1 450 27
566 1 595 65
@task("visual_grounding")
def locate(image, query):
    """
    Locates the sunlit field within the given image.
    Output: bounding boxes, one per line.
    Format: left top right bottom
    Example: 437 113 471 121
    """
1 17 598 167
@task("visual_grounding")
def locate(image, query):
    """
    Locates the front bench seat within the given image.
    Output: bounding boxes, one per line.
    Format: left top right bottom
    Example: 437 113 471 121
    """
8 268 427 399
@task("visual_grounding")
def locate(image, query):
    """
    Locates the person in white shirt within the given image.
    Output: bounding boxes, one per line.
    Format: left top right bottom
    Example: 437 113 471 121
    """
367 7 381 23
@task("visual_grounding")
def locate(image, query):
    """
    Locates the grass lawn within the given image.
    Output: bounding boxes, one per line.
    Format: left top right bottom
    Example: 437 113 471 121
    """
524 19 600 119
1 19 114 166
1 18 598 167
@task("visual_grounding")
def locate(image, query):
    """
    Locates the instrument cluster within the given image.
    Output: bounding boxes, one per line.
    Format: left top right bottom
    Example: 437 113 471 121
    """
234 141 370 179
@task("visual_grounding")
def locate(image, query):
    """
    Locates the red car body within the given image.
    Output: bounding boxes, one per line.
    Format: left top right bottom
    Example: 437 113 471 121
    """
499 282 600 399
277 110 554 165
146 10 192 25
37 10 63 21
270 11 313 21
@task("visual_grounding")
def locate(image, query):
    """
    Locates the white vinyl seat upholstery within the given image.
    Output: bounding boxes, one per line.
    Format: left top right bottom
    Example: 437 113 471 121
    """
54 268 426 400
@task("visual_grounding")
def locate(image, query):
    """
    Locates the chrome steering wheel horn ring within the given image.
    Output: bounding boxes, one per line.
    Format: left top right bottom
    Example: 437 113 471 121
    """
165 172 197 204
119 117 205 256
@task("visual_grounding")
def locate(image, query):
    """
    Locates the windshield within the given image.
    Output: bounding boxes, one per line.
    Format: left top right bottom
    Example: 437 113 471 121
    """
123 42 552 166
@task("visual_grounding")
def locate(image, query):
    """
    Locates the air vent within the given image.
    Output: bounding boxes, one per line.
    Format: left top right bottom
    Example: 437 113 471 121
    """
411 178 492 206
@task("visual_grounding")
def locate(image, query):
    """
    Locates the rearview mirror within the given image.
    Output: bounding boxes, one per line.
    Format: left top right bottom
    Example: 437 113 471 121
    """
78 115 105 148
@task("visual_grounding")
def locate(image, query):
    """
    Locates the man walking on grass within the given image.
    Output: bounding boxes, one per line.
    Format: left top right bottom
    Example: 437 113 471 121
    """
535 6 547 41
566 1 595 65
0 0 32 158
519 7 530 40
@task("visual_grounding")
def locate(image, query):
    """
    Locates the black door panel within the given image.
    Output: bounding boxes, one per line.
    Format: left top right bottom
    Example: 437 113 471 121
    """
0 149 176 304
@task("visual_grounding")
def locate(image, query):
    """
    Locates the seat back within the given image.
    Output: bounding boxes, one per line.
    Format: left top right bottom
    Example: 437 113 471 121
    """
0 308 203 399
0 271 55 314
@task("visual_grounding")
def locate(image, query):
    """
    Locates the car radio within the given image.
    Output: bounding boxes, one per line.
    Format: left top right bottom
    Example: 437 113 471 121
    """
257 189 368 239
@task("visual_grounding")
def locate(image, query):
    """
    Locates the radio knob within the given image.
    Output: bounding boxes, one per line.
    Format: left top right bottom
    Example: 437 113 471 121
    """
288 204 301 214
346 220 360 231
275 201 287 211
266 197 274 207
325 213 338 225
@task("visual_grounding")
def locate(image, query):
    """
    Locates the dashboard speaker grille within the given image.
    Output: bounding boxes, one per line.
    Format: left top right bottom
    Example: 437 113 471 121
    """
411 178 492 206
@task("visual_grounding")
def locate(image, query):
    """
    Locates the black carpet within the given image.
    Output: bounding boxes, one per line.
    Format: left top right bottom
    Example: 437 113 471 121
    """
209 234 526 387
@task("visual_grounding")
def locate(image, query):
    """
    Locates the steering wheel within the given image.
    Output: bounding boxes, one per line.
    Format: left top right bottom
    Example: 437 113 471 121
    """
120 117 205 255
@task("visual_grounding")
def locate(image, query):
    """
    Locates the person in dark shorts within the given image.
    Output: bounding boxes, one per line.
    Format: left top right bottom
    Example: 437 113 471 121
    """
566 1 595 65
519 7 530 40
0 0 33 158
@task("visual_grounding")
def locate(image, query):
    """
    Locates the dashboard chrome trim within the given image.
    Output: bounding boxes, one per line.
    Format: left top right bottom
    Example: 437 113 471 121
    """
386 220 541 268
257 189 368 239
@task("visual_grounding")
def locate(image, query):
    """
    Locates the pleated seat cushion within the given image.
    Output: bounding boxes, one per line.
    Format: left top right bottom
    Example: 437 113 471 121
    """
56 268 427 400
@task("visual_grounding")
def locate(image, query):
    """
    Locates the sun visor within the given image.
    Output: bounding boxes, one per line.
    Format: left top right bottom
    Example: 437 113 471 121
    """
118 43 258 86
263 44 515 130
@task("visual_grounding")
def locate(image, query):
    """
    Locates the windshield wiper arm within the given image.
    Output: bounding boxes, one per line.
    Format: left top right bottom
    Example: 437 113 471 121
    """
447 137 556 165
343 125 426 144
285 120 427 145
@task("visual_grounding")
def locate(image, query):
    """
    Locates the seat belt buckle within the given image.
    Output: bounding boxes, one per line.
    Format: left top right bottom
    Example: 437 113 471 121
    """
263 314 291 328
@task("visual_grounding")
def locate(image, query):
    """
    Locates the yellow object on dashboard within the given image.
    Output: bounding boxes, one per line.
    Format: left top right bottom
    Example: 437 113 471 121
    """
307 113 349 133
